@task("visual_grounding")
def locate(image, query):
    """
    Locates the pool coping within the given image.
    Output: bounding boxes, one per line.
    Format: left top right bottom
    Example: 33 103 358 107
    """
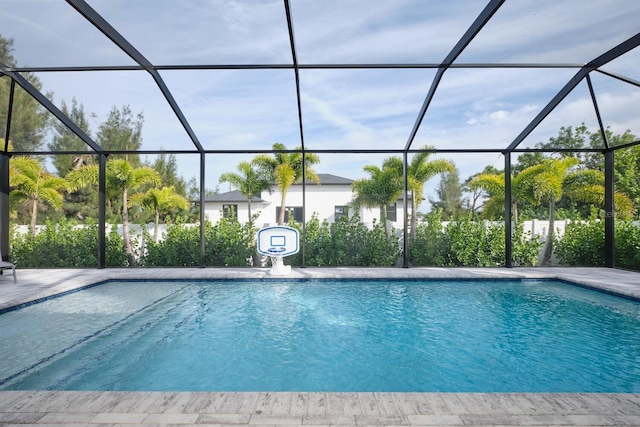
1 267 639 426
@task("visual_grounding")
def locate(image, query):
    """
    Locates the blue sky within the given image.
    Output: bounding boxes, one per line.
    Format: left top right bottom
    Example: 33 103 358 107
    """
2 0 640 209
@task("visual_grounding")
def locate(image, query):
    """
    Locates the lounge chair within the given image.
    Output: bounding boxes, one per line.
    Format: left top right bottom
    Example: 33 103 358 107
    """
0 248 16 283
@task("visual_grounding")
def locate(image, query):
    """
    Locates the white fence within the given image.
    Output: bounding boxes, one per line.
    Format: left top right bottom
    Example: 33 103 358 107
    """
440 219 570 239
12 219 596 241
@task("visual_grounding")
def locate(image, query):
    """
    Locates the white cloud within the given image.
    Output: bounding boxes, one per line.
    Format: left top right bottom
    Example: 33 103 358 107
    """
5 0 640 196
457 0 640 63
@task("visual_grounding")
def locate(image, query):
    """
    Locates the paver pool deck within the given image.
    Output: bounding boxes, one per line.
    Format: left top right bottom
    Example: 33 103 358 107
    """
0 267 639 426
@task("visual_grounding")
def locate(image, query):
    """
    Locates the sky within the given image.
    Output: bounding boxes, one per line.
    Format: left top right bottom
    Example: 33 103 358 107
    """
2 0 640 210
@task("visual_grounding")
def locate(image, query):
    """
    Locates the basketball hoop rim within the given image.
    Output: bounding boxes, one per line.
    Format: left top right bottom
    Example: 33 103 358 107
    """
266 247 287 254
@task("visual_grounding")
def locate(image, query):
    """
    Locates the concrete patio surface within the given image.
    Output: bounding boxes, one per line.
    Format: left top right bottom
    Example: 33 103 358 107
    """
0 267 639 426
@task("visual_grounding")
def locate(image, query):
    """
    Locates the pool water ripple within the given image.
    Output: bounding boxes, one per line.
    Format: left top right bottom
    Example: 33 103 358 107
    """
1 279 639 392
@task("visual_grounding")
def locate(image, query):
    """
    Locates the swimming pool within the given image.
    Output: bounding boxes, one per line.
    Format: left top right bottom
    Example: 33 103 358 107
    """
0 278 639 392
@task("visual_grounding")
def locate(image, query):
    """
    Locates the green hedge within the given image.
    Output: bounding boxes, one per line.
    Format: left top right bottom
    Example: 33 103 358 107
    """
9 215 639 270
408 210 542 267
140 216 256 267
554 219 640 270
615 221 640 270
11 219 128 267
288 214 401 267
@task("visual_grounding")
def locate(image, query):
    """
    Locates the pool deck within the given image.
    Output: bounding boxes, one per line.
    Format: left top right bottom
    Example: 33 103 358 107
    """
0 266 639 426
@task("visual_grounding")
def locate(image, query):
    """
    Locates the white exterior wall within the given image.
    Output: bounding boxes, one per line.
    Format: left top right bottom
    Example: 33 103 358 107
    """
204 200 271 225
203 183 407 229
272 184 352 224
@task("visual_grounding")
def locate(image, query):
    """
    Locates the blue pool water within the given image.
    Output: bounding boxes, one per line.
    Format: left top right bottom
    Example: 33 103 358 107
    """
0 279 639 392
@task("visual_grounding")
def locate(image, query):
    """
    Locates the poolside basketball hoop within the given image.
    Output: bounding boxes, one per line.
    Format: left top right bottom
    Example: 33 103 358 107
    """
257 226 299 275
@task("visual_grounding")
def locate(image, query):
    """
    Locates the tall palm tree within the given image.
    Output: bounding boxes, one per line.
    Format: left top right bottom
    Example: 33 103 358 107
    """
9 156 68 236
563 168 635 219
219 161 272 225
518 157 579 266
472 158 635 265
468 169 539 228
351 162 403 237
384 147 455 238
470 158 578 265
68 158 160 265
253 143 321 225
130 186 189 242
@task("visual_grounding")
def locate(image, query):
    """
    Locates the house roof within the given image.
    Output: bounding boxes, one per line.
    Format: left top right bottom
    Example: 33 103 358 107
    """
204 190 264 203
206 174 354 202
205 174 418 203
294 173 354 185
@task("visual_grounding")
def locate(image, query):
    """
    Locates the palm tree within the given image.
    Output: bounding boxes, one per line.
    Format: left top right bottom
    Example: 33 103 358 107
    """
563 168 635 219
351 162 403 237
219 161 272 225
68 158 160 265
516 157 580 266
253 143 321 225
384 147 455 238
470 158 579 265
471 158 635 265
9 156 68 236
468 169 538 228
130 186 189 242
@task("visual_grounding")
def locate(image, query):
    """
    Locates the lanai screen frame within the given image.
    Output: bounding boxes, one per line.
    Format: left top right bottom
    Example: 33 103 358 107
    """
1 0 640 269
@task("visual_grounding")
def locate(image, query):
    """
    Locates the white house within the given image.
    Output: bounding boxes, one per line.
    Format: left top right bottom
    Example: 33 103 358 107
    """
204 173 409 229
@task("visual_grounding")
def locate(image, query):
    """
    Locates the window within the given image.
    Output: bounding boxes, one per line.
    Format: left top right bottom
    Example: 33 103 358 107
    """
276 206 303 223
334 205 349 220
386 203 397 222
223 204 238 219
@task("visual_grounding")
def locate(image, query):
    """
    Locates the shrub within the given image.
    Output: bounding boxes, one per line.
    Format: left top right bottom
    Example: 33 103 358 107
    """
512 227 543 267
141 216 257 267
362 220 401 266
409 213 541 267
10 219 128 267
294 215 332 266
408 209 447 266
288 214 400 267
205 216 256 266
445 219 505 266
615 221 640 270
554 219 604 266
141 220 201 266
555 217 640 270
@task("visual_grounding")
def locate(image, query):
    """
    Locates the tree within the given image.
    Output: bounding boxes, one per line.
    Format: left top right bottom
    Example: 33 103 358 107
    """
522 155 635 265
429 167 466 221
9 157 68 236
48 98 97 221
461 166 501 221
48 97 93 176
0 35 15 65
146 152 187 196
563 168 635 219
469 163 552 227
614 146 640 215
591 130 639 214
253 143 321 225
96 105 143 165
219 161 272 224
469 172 510 222
383 148 455 237
130 186 189 242
351 162 402 237
0 35 51 152
517 157 579 265
544 124 591 155
68 159 160 265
